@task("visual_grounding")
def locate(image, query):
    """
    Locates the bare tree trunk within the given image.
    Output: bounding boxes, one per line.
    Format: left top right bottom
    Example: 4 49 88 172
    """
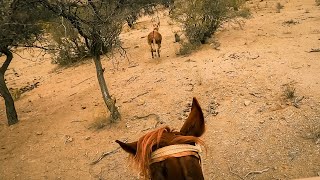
92 41 120 122
0 48 18 125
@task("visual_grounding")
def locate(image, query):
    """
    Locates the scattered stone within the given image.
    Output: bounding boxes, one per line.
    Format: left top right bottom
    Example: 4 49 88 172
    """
81 106 87 110
36 132 43 135
65 135 73 143
244 100 251 106
85 136 91 140
259 120 265 124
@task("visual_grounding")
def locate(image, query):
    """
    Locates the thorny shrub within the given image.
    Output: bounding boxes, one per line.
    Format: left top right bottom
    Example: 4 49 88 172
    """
170 0 248 54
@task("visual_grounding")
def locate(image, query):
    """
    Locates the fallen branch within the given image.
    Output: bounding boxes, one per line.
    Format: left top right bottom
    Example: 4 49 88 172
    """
123 91 149 103
308 48 320 53
245 168 270 177
126 75 139 84
71 76 94 88
91 140 128 165
141 119 165 132
71 120 87 123
128 64 139 68
133 113 160 122
90 148 120 165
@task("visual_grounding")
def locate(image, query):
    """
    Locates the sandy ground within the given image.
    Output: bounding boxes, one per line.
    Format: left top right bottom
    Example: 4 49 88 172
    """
1 0 320 179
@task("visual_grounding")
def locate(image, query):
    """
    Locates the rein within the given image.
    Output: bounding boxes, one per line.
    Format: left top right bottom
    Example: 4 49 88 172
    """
150 144 202 166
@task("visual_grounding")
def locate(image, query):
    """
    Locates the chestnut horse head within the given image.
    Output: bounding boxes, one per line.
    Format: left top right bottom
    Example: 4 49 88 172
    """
116 97 205 180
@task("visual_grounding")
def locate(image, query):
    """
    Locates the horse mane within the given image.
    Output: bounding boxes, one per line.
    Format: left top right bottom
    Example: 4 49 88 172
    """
133 126 203 178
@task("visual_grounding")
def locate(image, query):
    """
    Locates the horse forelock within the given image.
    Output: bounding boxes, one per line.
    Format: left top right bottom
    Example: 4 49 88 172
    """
133 126 203 178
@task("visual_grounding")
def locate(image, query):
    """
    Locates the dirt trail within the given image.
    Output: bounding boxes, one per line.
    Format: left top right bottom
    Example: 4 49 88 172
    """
1 0 320 179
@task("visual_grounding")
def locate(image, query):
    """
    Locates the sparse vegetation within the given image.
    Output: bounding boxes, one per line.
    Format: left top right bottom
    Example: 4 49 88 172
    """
283 84 296 100
10 88 21 101
174 32 181 43
234 7 252 18
282 84 305 108
0 0 50 125
178 42 199 55
46 18 91 65
283 19 299 25
170 0 247 55
303 117 320 144
276 2 284 13
90 116 111 130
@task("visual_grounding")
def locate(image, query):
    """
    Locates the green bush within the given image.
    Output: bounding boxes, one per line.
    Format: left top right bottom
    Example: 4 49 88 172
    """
179 41 200 55
171 0 247 47
46 18 91 65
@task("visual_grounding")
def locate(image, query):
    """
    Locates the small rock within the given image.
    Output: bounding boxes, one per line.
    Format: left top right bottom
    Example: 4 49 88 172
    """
65 135 73 143
36 132 43 135
259 120 265 124
178 117 183 120
85 136 91 140
244 100 251 106
66 137 73 143
81 106 86 110
316 138 320 145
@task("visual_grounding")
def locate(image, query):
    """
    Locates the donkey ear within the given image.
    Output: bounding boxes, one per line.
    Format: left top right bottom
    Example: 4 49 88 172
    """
180 97 205 137
115 140 137 155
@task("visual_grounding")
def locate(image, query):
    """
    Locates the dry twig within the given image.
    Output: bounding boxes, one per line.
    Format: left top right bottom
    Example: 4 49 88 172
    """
309 48 320 53
91 140 128 165
245 168 270 177
71 76 94 88
123 92 149 103
229 167 245 180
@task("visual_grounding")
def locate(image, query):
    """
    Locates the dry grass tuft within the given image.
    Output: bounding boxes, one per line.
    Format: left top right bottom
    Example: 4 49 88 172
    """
89 108 111 130
10 88 22 101
276 2 284 13
283 85 296 100
90 116 111 130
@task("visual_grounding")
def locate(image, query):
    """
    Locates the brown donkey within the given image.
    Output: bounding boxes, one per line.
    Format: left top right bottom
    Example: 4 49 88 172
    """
147 22 162 58
116 97 205 179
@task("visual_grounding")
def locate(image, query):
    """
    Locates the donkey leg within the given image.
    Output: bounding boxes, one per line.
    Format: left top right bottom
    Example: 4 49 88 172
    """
150 46 154 58
157 44 161 57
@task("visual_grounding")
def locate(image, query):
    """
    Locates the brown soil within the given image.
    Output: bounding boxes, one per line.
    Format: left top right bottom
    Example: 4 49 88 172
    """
1 0 320 179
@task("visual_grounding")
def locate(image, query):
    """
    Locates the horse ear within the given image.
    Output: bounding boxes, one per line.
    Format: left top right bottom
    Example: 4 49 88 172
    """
180 97 205 137
115 140 137 155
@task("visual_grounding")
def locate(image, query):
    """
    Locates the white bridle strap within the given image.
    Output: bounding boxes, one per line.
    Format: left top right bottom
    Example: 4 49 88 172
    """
150 144 202 164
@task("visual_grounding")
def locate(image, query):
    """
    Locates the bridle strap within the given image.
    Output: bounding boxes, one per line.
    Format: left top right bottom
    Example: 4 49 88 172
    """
150 144 202 166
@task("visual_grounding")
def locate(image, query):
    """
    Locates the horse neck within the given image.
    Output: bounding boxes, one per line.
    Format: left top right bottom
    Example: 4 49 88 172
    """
149 156 204 180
